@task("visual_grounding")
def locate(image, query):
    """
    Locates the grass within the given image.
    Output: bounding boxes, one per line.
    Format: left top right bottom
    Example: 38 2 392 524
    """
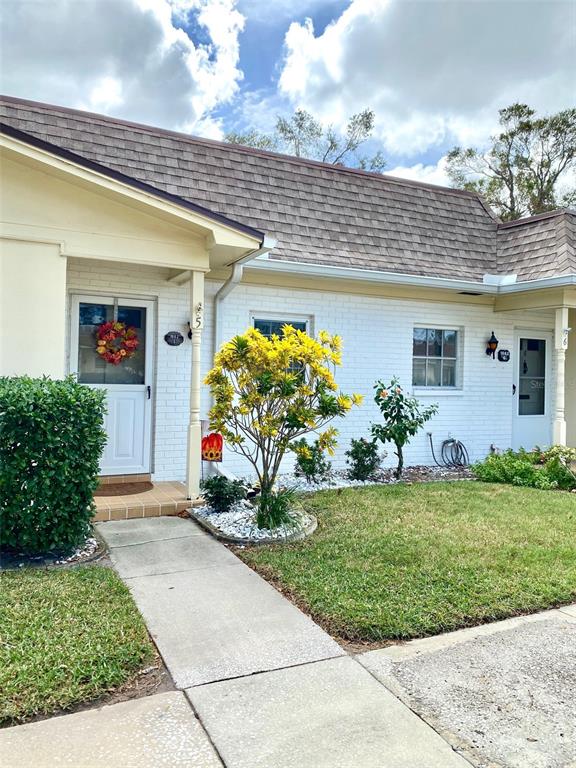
0 565 156 724
239 482 576 643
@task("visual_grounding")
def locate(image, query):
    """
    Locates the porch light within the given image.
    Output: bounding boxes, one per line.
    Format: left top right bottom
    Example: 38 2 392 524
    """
486 331 499 358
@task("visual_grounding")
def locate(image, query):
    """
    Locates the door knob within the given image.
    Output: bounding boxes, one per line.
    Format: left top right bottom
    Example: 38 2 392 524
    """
512 384 516 395
146 385 151 400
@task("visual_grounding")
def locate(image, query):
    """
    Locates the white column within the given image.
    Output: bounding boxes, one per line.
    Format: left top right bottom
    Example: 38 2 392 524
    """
187 270 205 499
553 306 570 446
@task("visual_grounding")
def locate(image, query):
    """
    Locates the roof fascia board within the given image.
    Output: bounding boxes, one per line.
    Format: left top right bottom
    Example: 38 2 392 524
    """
248 257 498 294
250 257 576 295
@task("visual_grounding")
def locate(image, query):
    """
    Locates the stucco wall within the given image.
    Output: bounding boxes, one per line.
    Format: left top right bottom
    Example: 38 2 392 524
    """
66 258 556 481
1 239 66 376
566 309 576 447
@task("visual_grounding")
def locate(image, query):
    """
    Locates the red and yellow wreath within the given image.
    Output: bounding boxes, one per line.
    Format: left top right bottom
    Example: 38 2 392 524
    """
95 321 139 365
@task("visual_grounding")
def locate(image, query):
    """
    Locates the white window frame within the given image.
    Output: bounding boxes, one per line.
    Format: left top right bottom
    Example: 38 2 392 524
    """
412 324 464 393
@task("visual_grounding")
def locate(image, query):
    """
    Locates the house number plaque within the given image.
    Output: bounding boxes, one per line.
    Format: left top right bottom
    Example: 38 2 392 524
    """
164 331 184 347
497 350 510 362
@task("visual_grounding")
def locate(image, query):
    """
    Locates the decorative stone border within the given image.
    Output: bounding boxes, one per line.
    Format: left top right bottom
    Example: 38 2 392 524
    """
189 508 318 546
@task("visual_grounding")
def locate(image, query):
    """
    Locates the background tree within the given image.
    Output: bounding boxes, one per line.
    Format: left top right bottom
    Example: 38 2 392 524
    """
226 108 385 172
447 103 576 221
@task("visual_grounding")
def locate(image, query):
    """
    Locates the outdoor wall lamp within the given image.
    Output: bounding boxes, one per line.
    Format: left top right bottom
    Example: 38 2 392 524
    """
486 331 499 358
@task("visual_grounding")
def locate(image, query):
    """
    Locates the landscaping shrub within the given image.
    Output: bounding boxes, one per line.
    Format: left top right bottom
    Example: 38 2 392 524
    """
292 438 332 485
205 326 361 528
0 376 106 554
201 475 247 513
473 448 575 491
372 378 438 478
256 487 298 530
345 438 381 481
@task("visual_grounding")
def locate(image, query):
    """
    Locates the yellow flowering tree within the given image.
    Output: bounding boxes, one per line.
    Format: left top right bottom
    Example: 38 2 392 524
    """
205 325 361 520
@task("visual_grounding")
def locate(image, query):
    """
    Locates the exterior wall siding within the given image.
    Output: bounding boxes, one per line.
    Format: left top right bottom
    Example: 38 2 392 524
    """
66 259 556 481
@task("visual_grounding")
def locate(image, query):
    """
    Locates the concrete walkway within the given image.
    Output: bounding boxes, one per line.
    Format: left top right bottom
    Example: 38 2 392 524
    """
2 517 573 767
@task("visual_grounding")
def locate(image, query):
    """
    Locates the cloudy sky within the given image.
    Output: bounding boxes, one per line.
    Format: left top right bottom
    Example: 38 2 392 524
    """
1 0 574 184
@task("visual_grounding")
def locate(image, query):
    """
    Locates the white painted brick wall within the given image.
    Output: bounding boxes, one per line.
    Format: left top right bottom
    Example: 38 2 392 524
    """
66 259 555 481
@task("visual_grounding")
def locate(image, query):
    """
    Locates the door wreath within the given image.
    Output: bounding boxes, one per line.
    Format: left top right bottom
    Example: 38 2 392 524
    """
95 321 139 365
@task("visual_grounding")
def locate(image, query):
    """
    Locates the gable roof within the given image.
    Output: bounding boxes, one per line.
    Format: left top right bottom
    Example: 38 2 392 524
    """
0 95 573 285
0 120 265 243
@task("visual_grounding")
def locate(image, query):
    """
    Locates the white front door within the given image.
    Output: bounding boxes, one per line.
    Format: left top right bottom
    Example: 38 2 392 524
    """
71 295 154 475
512 331 552 450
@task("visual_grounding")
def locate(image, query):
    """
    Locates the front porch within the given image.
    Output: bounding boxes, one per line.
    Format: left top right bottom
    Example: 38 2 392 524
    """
93 477 193 522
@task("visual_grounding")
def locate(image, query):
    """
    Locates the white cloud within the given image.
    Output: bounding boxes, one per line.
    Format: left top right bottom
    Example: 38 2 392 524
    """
279 0 576 158
0 0 245 136
386 156 451 187
237 0 334 24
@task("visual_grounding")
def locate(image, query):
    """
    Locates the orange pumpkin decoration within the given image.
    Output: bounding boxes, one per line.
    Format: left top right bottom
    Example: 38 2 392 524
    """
202 433 223 462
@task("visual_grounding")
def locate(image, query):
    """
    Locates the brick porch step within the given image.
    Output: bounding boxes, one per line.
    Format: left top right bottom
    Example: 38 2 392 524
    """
93 481 191 522
97 473 152 490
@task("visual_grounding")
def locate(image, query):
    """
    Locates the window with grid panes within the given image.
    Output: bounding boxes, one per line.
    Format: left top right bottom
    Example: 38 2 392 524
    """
412 328 458 387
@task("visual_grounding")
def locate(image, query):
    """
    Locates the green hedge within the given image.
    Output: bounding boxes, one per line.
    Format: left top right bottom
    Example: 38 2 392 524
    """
0 377 107 554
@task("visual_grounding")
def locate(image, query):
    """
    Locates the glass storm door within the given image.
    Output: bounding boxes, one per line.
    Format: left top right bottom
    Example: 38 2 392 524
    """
512 332 552 450
70 296 154 475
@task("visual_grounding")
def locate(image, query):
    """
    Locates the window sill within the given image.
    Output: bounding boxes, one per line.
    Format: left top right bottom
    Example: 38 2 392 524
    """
412 388 464 397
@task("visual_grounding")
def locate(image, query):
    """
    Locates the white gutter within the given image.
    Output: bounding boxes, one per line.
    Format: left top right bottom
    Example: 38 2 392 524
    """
248 257 499 294
248 256 576 295
495 274 576 293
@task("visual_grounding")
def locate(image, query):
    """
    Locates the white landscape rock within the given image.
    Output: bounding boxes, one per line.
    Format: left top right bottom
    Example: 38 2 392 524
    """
193 500 313 542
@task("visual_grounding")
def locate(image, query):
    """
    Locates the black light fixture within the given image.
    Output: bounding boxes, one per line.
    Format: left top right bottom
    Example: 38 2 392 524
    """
486 331 499 359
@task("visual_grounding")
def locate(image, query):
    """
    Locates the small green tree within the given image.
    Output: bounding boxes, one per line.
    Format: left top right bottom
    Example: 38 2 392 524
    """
205 326 362 527
371 378 438 479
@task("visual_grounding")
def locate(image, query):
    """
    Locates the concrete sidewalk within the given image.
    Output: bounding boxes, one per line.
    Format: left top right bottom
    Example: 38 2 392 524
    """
97 517 468 767
5 517 572 767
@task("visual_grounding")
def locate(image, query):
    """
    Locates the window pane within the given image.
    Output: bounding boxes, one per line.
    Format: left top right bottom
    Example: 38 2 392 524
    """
254 319 306 339
519 378 545 416
413 359 426 386
427 329 442 357
77 302 146 385
442 359 456 387
413 328 427 357
426 359 442 386
442 330 457 358
519 338 546 378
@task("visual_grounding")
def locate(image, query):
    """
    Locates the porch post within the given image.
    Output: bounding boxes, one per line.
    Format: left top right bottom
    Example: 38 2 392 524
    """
553 306 570 446
187 270 205 499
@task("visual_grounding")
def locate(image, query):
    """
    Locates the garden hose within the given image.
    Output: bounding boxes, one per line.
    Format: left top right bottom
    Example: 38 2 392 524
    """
428 433 470 468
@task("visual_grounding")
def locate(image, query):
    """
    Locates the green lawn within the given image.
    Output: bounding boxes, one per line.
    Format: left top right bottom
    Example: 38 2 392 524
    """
0 566 155 724
239 482 576 642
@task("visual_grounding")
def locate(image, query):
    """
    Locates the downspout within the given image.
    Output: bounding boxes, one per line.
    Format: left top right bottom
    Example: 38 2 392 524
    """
209 236 276 480
212 235 276 364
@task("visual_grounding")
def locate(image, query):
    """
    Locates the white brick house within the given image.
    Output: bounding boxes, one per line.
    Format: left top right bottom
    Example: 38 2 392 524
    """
1 96 575 495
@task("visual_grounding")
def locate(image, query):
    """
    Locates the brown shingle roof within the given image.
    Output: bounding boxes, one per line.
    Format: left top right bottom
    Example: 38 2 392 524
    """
496 210 576 281
1 95 574 283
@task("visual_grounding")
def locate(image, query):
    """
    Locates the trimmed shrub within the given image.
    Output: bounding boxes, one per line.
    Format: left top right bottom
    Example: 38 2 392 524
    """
292 438 332 485
201 475 247 513
473 448 575 491
0 376 107 554
345 438 381 481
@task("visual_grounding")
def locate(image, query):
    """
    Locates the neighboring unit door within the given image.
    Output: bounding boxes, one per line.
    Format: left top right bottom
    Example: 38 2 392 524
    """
71 295 154 475
512 332 552 450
